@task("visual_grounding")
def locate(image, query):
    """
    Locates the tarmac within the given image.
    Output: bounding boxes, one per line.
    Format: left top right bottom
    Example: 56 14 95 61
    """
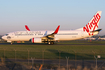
0 43 105 45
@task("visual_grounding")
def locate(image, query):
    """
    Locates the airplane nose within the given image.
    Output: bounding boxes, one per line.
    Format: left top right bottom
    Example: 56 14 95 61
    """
2 36 6 40
1 36 4 39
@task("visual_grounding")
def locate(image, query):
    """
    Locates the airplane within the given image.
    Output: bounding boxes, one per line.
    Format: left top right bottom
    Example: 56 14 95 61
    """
2 11 102 45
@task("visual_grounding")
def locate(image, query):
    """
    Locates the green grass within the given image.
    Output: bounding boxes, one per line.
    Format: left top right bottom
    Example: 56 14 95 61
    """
0 40 105 60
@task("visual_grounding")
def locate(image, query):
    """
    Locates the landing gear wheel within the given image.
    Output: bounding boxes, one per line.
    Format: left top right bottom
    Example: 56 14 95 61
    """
51 41 54 45
48 41 51 45
48 41 54 45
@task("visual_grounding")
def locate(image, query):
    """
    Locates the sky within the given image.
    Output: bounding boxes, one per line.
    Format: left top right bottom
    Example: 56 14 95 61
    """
0 0 105 35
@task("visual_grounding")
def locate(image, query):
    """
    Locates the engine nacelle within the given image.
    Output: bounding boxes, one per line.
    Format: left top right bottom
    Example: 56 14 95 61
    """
30 38 42 43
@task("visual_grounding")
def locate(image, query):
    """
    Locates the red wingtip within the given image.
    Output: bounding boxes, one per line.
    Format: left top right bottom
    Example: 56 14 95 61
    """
25 25 30 31
54 25 60 34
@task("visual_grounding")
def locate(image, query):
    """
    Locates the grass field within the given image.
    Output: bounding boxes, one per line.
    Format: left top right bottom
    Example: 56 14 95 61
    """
0 40 105 60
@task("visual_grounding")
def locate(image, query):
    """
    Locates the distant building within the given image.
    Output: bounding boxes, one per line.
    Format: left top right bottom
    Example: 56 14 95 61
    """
0 36 2 39
98 38 105 40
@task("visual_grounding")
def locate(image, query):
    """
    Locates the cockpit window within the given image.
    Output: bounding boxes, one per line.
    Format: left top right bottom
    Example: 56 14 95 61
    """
5 34 8 36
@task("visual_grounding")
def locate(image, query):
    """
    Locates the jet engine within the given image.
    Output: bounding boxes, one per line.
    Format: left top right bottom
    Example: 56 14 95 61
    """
30 38 42 43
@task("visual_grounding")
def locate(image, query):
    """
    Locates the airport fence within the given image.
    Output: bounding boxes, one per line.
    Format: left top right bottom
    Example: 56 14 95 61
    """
0 49 105 70
0 49 105 60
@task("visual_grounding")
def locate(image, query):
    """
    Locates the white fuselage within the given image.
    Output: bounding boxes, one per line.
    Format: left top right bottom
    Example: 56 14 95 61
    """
2 30 99 42
1 11 102 44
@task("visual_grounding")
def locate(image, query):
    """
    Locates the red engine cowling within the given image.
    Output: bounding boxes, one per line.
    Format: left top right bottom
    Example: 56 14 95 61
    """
31 38 42 43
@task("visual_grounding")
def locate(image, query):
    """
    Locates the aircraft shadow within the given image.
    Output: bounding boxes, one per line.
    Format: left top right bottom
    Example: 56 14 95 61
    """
47 49 94 60
47 49 99 68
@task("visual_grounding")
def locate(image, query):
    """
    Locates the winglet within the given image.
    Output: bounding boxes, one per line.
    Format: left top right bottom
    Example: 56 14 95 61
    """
44 31 47 36
25 25 30 31
54 25 60 34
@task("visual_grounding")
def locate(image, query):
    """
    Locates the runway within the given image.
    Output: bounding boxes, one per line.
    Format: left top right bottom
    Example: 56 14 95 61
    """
0 43 105 45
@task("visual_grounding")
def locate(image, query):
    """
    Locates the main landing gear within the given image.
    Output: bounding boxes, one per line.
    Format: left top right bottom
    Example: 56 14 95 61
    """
48 41 54 45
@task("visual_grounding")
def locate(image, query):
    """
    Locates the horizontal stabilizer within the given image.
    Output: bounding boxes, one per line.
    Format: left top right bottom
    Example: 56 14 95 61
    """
92 29 102 32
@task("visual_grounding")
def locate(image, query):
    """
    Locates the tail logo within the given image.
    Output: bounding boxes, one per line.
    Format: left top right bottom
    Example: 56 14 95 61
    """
83 13 101 35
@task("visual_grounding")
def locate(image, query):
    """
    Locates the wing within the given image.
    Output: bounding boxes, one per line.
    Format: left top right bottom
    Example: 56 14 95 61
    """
42 25 60 40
